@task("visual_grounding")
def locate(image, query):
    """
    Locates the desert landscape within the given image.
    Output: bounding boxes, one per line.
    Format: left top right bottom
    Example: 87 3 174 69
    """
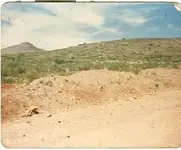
1 38 181 148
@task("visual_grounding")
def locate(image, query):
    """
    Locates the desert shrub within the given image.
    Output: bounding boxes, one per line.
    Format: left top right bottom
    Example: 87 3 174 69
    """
78 65 90 71
26 71 39 82
173 64 178 69
2 77 15 84
7 61 18 68
10 67 19 77
132 68 140 75
55 58 73 65
50 64 63 72
18 67 26 74
94 63 104 70
2 68 11 77
107 63 121 71
55 59 65 64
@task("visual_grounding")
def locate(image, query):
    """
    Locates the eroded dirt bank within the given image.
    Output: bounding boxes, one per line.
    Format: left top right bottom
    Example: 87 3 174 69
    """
1 68 181 147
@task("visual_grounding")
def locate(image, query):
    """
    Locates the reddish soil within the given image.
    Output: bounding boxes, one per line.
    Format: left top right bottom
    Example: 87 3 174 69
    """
1 98 26 123
2 84 17 90
1 84 27 123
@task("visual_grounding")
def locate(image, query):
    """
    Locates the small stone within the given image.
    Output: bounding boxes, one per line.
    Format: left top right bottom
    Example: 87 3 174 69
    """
23 134 26 137
67 135 70 138
100 86 104 90
104 98 108 101
46 114 52 117
58 121 61 123
58 89 63 93
26 121 31 124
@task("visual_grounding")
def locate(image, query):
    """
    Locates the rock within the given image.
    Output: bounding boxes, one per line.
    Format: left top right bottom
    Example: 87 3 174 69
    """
22 106 39 117
46 114 52 117
58 121 61 123
26 121 31 124
100 86 104 90
67 135 70 138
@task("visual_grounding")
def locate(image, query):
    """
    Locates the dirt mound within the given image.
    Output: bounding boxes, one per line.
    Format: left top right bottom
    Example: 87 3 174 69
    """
2 68 181 123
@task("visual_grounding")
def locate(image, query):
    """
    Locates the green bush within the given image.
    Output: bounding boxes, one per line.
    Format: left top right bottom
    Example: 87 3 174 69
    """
18 67 26 74
2 77 15 84
2 68 11 77
26 71 39 82
55 59 65 64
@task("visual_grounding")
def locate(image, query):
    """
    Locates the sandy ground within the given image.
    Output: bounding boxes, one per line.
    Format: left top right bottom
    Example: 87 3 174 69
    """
1 68 181 148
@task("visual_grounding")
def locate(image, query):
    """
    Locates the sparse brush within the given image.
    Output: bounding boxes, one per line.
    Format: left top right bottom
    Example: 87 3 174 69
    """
2 39 181 84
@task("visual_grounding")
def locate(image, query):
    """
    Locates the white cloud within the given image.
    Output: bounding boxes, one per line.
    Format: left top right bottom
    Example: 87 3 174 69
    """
121 16 147 25
168 24 181 31
117 9 150 25
1 3 108 50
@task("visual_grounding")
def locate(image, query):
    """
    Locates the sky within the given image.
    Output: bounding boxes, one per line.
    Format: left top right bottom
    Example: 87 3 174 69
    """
1 2 181 50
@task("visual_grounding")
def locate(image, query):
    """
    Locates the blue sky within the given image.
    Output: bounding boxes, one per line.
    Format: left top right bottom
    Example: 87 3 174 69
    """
1 3 181 50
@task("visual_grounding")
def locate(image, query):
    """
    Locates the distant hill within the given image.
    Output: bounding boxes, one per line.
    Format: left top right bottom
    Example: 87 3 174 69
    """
1 42 44 55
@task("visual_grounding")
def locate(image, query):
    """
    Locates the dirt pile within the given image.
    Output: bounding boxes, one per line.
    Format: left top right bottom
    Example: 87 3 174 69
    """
2 68 181 123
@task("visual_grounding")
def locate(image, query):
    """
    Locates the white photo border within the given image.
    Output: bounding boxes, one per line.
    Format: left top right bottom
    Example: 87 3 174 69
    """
0 0 181 150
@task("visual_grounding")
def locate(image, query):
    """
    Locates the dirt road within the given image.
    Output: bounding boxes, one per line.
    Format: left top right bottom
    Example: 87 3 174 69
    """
2 89 181 148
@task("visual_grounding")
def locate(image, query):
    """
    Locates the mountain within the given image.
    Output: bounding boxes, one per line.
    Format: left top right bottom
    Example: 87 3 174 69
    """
1 42 44 55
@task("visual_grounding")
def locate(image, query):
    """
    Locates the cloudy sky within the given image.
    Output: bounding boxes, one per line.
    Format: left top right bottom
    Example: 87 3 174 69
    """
1 2 181 50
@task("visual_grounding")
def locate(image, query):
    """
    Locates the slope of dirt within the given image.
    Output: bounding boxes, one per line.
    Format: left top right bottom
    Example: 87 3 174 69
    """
1 68 181 147
2 68 181 123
